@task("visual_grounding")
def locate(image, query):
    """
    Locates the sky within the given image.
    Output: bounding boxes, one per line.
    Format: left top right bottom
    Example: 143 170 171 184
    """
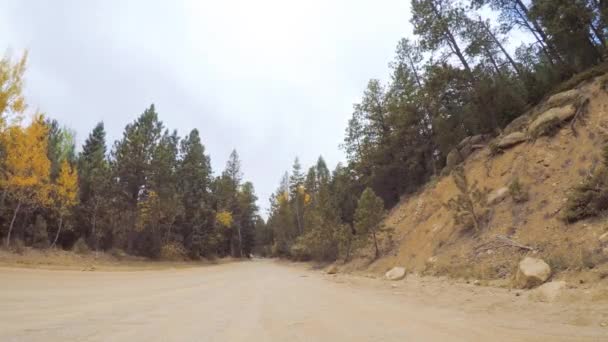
0 0 414 215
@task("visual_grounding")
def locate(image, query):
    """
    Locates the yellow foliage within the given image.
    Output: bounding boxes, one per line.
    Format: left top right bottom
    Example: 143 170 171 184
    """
136 191 160 232
216 210 233 228
1 114 51 206
304 193 312 205
0 51 28 128
54 159 79 215
277 191 289 205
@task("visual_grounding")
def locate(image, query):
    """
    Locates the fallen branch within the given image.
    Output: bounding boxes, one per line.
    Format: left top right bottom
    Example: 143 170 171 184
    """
474 234 535 255
570 97 590 137
495 235 535 251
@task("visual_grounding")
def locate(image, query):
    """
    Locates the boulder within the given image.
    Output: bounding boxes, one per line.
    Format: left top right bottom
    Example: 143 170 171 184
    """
599 232 608 244
460 144 474 159
458 136 472 149
529 280 566 302
445 149 463 170
528 105 576 136
469 134 484 146
385 267 406 281
326 265 338 274
488 187 509 205
497 132 527 149
514 257 551 289
503 114 530 135
543 89 579 110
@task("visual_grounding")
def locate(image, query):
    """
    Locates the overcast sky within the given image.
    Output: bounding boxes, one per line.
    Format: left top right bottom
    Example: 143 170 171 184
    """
0 0 413 215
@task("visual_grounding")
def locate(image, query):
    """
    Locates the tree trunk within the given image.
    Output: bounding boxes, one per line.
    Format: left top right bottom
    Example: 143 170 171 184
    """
484 45 504 78
92 202 98 251
51 216 63 248
591 22 607 50
515 0 564 65
481 20 523 77
237 226 243 258
429 1 473 78
372 230 379 259
6 201 21 247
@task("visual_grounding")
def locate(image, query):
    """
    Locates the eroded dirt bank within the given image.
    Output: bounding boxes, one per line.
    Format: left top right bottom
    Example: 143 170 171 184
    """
0 260 606 341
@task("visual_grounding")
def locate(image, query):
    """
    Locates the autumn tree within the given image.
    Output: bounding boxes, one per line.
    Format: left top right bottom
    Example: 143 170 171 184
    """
50 160 78 247
2 115 51 247
0 51 27 127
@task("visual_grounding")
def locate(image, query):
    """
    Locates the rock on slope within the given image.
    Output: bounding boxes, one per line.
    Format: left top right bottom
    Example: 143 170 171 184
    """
344 74 608 285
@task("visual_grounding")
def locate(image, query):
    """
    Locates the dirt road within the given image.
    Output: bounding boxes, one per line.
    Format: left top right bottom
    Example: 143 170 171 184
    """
0 260 605 341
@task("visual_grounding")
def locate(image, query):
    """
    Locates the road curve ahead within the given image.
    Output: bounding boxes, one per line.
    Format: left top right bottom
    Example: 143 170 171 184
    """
0 260 601 341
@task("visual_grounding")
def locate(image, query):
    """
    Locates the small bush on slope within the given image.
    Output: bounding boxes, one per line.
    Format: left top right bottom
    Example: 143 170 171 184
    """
563 146 608 223
445 166 489 232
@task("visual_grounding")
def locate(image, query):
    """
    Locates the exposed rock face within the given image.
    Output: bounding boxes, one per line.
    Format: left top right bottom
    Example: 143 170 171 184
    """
385 267 406 280
543 89 579 110
599 232 608 244
529 281 566 302
445 149 463 170
497 132 527 149
515 257 551 289
503 114 530 135
488 187 509 205
528 105 576 136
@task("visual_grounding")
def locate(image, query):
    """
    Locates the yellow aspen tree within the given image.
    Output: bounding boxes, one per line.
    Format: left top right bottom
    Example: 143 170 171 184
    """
51 159 78 248
2 115 51 247
0 51 28 128
216 210 233 228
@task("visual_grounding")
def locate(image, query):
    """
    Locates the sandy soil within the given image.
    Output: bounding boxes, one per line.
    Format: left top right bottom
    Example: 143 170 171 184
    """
0 260 606 341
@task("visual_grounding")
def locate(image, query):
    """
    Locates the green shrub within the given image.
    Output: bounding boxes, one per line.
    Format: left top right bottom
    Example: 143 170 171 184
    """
563 146 608 223
488 141 503 157
508 178 529 203
445 167 489 232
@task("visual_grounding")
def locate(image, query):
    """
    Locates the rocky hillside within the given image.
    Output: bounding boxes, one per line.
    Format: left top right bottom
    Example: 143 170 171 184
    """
344 73 608 288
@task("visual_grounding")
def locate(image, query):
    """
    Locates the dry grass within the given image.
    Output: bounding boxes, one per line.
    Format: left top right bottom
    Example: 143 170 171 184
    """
0 247 222 271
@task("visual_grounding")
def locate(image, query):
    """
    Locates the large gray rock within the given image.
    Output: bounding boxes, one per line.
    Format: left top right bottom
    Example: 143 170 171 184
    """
488 187 509 205
528 105 576 136
469 134 484 145
599 232 608 244
543 89 579 110
497 132 527 149
514 257 551 289
385 267 406 280
458 136 472 149
445 149 463 170
503 114 530 135
529 280 566 302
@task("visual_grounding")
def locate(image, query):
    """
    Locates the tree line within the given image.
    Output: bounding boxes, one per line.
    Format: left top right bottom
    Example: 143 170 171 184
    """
0 53 261 259
260 0 608 261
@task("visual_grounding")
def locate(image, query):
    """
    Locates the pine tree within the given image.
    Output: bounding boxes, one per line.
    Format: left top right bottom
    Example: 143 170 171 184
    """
111 104 163 253
178 129 213 257
354 187 387 259
78 122 109 250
